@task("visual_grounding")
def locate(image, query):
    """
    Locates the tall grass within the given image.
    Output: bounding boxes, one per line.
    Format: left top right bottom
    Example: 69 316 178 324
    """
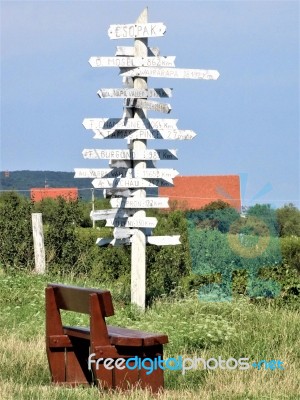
0 270 299 399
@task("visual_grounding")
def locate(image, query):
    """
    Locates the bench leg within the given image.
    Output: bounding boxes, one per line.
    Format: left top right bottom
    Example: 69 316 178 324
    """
66 338 92 386
93 363 114 389
46 347 66 384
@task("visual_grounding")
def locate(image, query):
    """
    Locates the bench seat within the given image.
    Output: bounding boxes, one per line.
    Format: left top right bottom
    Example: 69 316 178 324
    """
63 325 168 347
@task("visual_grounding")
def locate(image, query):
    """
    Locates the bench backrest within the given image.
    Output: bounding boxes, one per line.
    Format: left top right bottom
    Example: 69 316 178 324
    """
47 283 114 317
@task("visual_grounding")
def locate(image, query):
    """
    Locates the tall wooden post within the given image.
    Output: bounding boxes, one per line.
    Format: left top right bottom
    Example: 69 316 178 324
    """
32 213 46 274
131 8 148 309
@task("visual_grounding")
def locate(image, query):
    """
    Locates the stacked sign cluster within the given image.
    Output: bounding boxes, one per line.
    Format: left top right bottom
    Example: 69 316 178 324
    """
74 10 219 303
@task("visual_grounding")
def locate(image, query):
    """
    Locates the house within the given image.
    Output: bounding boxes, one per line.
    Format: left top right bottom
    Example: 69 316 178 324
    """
30 188 78 202
159 175 241 211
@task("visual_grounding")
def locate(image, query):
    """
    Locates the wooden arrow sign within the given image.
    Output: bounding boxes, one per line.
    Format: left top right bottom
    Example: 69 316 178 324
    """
90 209 128 221
120 67 220 80
83 149 178 160
89 56 175 68
125 99 171 114
105 217 158 228
113 227 153 239
103 188 135 198
115 46 160 56
96 237 130 247
92 178 174 189
108 23 166 39
110 197 169 209
75 168 178 180
147 235 181 246
97 88 173 98
83 118 178 130
93 129 196 140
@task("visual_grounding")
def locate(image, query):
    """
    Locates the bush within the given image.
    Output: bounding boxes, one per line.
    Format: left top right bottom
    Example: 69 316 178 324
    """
0 192 34 270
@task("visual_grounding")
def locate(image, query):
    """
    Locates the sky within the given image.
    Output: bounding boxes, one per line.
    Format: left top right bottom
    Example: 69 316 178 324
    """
1 0 299 208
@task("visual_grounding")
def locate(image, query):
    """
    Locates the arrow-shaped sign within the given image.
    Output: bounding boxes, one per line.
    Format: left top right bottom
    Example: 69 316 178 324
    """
90 209 129 221
96 234 180 246
115 46 160 56
82 118 178 130
75 168 178 180
120 67 220 80
82 149 178 160
125 99 171 114
92 129 196 140
110 197 169 209
89 56 175 68
108 23 166 39
113 227 153 239
103 188 135 198
106 217 158 228
97 88 173 99
147 235 181 246
96 237 131 247
92 178 174 189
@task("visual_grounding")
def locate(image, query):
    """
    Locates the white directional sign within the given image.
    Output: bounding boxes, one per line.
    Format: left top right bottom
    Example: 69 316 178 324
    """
93 129 196 140
109 160 156 169
120 67 220 80
108 23 166 39
147 235 181 246
75 167 178 180
125 99 171 114
92 178 174 189
103 188 135 198
97 88 173 99
113 227 152 239
96 237 130 247
96 235 181 246
113 227 134 239
90 209 128 221
89 56 175 68
83 118 178 130
106 216 158 228
110 197 169 209
115 46 160 56
83 149 178 160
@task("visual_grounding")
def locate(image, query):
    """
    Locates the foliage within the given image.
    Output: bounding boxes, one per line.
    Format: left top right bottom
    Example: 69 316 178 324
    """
246 203 279 236
276 203 300 237
0 192 34 270
186 202 240 233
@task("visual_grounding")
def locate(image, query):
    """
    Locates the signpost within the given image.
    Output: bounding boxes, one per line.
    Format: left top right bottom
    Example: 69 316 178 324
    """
82 148 178 160
91 178 174 189
82 117 178 130
75 7 219 309
89 56 175 68
108 22 166 39
97 88 173 98
124 98 172 114
75 168 178 179
120 67 220 80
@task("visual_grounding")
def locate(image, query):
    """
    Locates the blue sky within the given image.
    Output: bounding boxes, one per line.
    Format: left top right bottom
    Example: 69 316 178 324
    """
1 0 299 207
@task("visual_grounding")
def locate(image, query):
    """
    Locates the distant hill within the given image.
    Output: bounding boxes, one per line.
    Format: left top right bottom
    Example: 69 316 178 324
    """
0 170 96 200
0 170 158 200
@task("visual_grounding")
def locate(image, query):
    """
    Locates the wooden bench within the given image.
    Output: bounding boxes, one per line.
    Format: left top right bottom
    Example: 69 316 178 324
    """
45 283 168 392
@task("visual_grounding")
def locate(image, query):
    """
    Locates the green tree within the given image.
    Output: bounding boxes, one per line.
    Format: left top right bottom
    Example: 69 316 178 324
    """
276 203 300 237
0 192 34 269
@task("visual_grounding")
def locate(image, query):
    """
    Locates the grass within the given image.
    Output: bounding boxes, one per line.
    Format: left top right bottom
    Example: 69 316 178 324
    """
0 269 299 399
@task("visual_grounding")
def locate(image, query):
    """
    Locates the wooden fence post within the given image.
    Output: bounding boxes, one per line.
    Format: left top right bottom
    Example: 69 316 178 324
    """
32 213 46 274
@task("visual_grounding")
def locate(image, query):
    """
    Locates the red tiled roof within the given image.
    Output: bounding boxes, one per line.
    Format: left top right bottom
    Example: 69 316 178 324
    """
159 175 241 211
31 188 78 202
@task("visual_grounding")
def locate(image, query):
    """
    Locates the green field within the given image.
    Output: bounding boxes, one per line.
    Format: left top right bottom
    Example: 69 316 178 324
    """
0 270 299 400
